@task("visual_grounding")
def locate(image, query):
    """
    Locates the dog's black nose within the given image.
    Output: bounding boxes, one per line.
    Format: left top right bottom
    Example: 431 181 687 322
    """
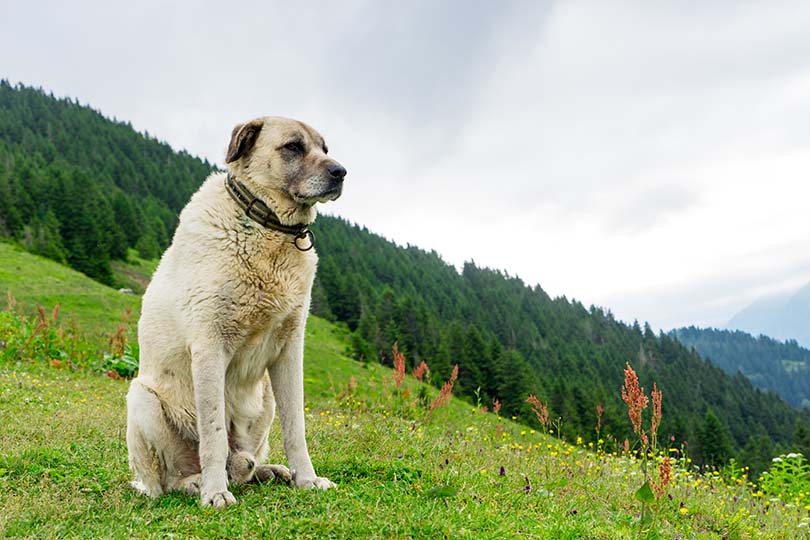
327 163 347 180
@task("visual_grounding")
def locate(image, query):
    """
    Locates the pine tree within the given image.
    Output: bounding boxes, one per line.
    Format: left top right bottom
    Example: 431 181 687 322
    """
700 410 734 468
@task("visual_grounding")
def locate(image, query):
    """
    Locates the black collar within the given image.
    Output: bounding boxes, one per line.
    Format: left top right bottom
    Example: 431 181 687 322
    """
224 173 315 251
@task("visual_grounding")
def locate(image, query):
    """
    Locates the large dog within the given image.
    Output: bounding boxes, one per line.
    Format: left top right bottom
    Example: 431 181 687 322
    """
126 117 346 507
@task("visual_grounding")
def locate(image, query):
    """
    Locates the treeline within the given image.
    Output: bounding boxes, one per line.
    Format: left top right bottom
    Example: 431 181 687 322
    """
0 81 211 284
672 326 810 409
2 81 808 474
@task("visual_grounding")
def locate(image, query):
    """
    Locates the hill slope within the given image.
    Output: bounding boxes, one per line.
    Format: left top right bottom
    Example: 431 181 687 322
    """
2 81 809 469
728 281 810 349
672 326 810 409
0 241 139 332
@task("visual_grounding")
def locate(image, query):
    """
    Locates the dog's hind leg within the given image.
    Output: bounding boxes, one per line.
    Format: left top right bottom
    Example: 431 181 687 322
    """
228 372 291 485
126 379 199 497
249 374 291 485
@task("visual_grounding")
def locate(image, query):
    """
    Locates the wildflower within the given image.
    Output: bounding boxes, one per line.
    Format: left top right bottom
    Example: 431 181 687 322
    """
595 403 604 436
413 360 428 382
427 364 458 415
493 398 501 416
392 342 406 390
679 507 689 515
651 383 662 447
653 457 671 499
621 363 648 438
526 395 550 429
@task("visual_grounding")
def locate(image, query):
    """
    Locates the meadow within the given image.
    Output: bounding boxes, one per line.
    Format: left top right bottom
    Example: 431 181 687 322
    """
1 245 809 539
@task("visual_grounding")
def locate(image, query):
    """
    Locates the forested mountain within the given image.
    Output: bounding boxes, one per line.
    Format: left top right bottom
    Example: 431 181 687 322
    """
2 81 808 473
671 326 810 409
728 281 810 349
311 217 810 472
0 80 212 284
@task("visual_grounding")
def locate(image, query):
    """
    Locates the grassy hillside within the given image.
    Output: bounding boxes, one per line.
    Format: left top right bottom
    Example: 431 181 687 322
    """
0 241 140 332
4 320 810 538
2 260 810 538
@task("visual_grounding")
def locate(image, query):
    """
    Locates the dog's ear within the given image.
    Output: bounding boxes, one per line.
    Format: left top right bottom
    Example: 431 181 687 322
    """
226 119 264 163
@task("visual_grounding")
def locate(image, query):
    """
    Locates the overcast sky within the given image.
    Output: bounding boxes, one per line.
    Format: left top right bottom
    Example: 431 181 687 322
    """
3 1 810 330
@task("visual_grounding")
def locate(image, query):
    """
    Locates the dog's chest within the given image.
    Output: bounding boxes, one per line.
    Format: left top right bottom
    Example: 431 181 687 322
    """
221 229 315 376
229 314 298 386
240 266 312 326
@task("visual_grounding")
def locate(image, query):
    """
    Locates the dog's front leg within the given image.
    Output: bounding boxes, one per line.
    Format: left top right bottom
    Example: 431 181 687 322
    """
269 332 335 490
191 342 236 507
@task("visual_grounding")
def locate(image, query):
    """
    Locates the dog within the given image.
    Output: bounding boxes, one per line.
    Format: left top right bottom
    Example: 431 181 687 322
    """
126 116 346 508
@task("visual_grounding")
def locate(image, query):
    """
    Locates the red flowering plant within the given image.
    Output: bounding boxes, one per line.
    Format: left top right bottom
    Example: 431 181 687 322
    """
621 362 670 533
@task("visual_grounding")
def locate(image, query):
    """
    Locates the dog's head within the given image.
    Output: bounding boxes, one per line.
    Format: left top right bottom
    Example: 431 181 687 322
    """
225 117 346 205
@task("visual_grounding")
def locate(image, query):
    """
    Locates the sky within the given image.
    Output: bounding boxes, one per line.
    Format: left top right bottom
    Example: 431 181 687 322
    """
2 0 810 331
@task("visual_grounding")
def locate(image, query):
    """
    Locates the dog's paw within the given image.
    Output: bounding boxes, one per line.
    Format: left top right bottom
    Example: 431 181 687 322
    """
253 463 292 485
130 479 162 498
293 474 336 490
201 489 237 508
227 450 256 485
179 474 201 496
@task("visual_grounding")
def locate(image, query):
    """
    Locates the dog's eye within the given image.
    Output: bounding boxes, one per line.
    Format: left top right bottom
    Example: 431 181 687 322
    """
282 141 305 154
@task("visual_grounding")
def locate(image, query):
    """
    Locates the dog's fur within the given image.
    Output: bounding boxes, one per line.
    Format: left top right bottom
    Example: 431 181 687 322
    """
126 117 346 508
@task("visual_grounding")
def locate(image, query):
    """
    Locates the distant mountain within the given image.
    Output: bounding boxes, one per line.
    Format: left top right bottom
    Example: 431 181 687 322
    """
671 326 810 409
728 281 810 348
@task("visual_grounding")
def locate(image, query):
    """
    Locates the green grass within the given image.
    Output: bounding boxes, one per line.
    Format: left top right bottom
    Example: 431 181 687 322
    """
111 249 160 295
2 248 810 538
0 242 140 333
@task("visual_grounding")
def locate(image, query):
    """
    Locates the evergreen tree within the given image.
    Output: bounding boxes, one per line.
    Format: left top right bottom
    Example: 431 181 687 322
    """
699 410 734 468
23 209 67 263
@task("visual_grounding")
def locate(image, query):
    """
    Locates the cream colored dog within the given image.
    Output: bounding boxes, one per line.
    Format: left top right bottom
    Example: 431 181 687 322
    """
126 117 346 508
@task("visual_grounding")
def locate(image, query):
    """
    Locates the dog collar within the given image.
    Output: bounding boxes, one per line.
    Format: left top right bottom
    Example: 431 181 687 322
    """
224 173 315 251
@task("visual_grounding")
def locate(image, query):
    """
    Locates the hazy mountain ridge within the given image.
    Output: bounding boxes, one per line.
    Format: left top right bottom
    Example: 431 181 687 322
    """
728 281 810 348
671 326 810 409
2 81 809 471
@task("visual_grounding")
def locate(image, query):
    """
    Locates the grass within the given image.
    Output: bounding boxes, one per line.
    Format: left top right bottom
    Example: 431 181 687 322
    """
0 242 140 333
2 248 810 538
110 249 160 295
